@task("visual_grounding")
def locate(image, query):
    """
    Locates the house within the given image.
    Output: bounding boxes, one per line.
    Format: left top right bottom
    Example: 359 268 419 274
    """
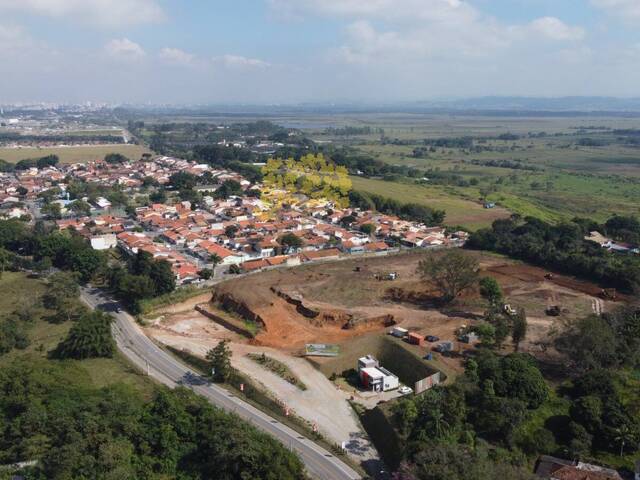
340 241 365 254
357 355 399 392
195 241 246 265
90 234 117 250
173 262 200 284
364 241 391 253
301 248 341 263
534 455 623 480
93 197 112 210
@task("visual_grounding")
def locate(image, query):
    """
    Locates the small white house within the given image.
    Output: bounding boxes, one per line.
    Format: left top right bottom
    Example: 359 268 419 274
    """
94 197 112 210
90 234 117 250
357 355 399 392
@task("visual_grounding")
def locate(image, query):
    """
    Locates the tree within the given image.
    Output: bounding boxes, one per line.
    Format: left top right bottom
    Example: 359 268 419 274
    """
479 277 503 309
36 154 59 168
53 311 115 359
104 153 129 164
0 248 10 278
360 223 375 235
224 225 239 238
41 202 62 220
169 171 197 191
70 199 91 217
512 308 528 351
149 189 167 204
199 269 213 280
43 272 80 310
214 179 243 199
418 250 479 303
339 215 357 226
209 253 222 266
278 233 304 251
206 340 232 382
149 259 176 296
556 315 618 371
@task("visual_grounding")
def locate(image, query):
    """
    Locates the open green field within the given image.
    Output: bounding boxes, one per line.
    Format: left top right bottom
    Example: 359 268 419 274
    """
0 272 154 396
352 176 511 229
311 114 640 224
0 144 150 163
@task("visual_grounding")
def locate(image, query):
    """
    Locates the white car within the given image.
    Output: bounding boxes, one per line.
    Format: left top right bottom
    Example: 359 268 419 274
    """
398 386 413 395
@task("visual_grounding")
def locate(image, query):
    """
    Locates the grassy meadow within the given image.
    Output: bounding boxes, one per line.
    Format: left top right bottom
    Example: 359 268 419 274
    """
0 144 150 164
311 114 640 225
0 271 154 396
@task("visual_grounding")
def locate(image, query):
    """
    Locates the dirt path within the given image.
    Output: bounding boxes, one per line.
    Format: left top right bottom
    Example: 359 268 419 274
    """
146 331 379 463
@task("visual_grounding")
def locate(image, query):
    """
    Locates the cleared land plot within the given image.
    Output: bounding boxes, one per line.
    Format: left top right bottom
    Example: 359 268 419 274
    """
351 176 511 229
202 251 609 371
0 144 150 163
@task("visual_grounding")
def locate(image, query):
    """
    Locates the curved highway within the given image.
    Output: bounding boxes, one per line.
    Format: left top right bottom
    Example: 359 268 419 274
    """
81 288 362 480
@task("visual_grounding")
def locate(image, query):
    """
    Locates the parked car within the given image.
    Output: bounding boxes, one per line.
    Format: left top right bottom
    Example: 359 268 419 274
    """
398 386 413 395
426 335 440 342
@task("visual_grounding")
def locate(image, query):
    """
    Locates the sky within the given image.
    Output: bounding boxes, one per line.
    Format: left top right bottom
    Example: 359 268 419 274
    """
2 0 640 104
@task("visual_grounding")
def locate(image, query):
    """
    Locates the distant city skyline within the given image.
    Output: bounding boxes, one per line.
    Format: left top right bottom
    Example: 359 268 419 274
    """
2 0 640 103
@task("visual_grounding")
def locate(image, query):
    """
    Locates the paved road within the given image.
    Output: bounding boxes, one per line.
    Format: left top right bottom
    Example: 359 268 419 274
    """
80 288 362 480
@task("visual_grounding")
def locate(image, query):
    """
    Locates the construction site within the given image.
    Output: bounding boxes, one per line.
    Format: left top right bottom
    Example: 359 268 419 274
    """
142 250 624 462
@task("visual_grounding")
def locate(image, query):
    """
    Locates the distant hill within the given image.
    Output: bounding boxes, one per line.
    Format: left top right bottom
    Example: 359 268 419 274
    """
414 96 640 112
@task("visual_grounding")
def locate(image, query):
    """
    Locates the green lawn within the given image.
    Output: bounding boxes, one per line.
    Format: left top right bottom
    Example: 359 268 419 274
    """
0 144 150 164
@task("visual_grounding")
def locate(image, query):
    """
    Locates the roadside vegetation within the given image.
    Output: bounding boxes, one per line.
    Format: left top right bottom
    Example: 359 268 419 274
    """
0 259 304 480
247 353 308 391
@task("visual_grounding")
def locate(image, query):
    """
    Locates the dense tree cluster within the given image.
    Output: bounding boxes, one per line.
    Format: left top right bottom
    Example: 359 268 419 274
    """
0 221 177 314
52 310 115 360
107 251 176 313
467 216 640 292
392 351 549 478
350 190 445 226
0 154 60 172
104 152 129 164
0 361 305 479
556 307 640 372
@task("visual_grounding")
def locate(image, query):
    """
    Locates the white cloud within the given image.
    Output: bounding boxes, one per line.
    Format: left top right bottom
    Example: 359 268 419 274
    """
105 38 146 60
269 0 478 25
0 0 165 27
0 24 32 54
591 0 640 23
216 54 271 69
273 0 584 68
159 47 197 66
527 17 585 41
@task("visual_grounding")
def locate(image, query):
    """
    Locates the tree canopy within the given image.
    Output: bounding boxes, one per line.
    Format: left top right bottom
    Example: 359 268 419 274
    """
417 250 479 303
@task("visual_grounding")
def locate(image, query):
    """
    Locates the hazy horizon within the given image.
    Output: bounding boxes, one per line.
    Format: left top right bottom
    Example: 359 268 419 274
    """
2 1 640 104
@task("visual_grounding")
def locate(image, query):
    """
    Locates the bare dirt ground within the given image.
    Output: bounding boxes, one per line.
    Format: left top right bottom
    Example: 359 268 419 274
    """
144 251 625 465
145 311 378 462
208 252 614 358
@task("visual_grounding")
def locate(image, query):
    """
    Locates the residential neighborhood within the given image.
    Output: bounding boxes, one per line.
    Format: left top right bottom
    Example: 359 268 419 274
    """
0 155 468 285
